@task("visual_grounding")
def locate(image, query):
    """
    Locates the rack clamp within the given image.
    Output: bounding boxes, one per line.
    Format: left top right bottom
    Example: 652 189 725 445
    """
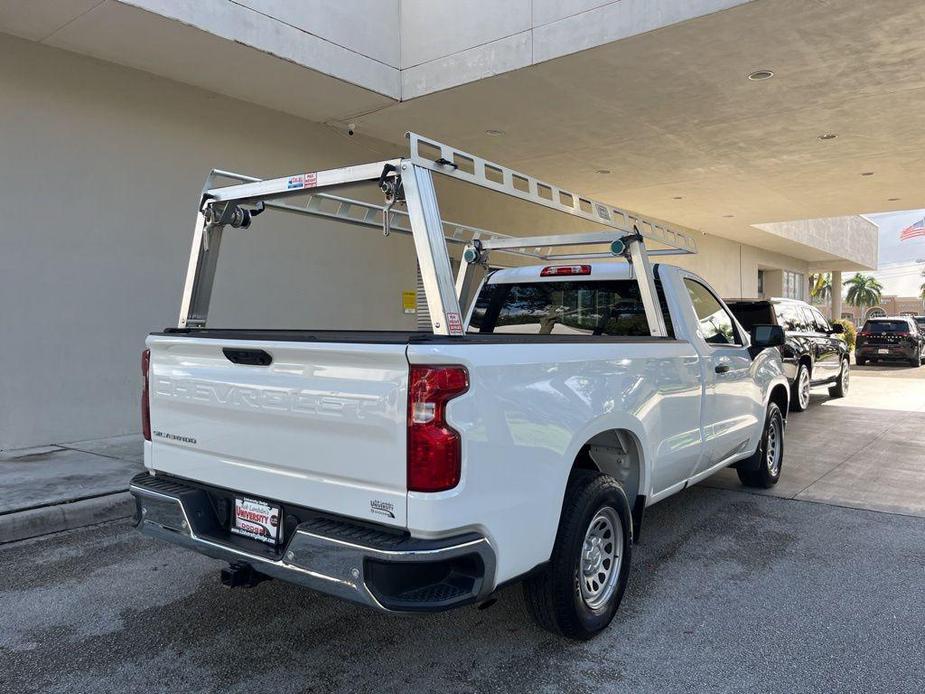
613 228 645 262
462 239 489 266
200 197 266 250
378 163 404 236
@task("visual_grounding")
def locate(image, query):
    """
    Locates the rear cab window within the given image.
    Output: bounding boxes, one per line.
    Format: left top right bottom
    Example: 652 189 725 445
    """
469 279 665 336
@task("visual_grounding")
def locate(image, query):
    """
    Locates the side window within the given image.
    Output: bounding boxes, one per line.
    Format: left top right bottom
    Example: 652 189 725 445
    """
799 306 818 332
775 303 805 332
810 307 830 333
684 279 740 346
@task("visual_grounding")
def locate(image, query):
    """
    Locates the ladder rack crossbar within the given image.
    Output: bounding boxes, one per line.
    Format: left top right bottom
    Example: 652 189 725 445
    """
204 168 693 261
406 133 697 255
204 170 515 248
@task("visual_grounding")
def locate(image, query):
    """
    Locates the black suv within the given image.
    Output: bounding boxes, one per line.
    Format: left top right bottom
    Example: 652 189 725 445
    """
856 316 925 367
725 298 849 412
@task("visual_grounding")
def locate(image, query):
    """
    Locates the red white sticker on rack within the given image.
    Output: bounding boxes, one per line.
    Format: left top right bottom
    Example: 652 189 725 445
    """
286 172 317 190
446 312 464 334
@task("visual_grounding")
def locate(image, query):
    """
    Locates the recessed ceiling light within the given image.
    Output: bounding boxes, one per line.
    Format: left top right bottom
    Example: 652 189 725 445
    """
888 197 901 201
747 69 775 81
860 171 875 176
817 133 838 141
595 169 611 175
673 196 683 200
723 214 735 218
484 129 505 136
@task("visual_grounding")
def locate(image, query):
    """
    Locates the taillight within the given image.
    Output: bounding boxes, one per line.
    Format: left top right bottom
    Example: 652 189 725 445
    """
407 365 469 492
141 348 151 442
540 264 591 277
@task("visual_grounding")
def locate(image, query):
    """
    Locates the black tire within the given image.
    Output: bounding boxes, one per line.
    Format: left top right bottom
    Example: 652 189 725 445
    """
856 356 867 366
523 470 632 640
736 402 785 488
910 349 921 367
828 359 849 398
790 362 811 412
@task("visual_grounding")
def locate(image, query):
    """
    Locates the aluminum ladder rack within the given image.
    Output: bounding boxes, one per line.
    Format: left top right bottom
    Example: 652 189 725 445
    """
179 133 697 337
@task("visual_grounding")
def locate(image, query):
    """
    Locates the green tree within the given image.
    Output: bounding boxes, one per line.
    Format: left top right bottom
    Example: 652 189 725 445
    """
843 273 883 310
810 273 832 303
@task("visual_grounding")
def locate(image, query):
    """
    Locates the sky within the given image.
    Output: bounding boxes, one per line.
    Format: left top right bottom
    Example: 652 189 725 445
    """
858 209 925 298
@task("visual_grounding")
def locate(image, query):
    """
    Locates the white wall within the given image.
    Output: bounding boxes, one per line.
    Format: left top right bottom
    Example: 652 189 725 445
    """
0 35 414 450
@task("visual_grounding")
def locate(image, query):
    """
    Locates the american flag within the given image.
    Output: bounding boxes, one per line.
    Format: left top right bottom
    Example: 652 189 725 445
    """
900 218 925 241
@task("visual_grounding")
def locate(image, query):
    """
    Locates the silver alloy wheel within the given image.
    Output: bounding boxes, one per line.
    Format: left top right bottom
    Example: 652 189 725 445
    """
579 507 623 610
798 366 810 409
841 361 849 391
766 412 782 476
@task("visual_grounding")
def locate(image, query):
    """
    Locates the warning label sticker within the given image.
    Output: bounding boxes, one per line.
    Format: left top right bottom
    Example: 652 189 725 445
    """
287 174 304 189
303 172 318 188
446 312 464 334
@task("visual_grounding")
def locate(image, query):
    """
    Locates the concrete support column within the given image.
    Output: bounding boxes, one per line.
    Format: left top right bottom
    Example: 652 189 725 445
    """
831 271 843 320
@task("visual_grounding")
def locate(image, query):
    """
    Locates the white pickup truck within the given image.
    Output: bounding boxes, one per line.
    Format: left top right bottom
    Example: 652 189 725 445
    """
131 135 790 639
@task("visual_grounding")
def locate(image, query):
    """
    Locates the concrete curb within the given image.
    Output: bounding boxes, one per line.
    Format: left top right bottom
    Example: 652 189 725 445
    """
0 492 134 544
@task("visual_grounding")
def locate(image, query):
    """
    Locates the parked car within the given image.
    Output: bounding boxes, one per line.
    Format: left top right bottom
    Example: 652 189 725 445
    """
913 315 925 334
856 316 925 366
129 142 792 641
725 298 849 411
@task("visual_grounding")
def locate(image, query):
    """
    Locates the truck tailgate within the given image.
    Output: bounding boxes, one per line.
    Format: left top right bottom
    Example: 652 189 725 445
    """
146 336 409 527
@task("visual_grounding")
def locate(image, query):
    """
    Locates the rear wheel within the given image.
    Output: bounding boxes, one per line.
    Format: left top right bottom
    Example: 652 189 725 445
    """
856 356 867 366
828 359 849 398
910 348 921 367
736 402 785 488
790 363 811 412
523 470 632 640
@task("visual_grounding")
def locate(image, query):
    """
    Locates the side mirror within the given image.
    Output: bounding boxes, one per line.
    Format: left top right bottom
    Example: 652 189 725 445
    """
750 324 785 348
829 323 845 334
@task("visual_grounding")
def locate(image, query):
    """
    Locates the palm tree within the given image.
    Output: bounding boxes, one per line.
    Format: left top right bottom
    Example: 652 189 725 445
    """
810 273 832 304
843 273 883 310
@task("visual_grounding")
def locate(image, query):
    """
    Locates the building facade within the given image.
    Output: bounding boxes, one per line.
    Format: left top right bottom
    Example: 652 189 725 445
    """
822 296 925 324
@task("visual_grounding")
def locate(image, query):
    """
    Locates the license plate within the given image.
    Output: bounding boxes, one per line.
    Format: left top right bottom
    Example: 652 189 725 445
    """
230 497 282 545
878 348 889 354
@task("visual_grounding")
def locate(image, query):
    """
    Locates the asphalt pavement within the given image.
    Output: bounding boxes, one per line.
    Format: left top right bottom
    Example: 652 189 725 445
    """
1 485 922 694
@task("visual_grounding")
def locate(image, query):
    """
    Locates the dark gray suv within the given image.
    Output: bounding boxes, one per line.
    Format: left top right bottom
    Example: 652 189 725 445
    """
856 317 925 367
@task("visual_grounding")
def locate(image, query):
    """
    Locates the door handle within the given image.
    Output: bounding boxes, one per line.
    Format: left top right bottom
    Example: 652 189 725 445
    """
223 348 272 366
714 363 731 374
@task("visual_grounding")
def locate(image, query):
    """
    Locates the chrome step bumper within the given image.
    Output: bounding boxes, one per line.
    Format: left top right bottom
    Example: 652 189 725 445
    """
129 472 495 612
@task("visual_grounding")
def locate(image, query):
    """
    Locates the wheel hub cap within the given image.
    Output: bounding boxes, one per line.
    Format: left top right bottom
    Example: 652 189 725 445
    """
579 507 623 610
767 415 781 476
799 369 810 407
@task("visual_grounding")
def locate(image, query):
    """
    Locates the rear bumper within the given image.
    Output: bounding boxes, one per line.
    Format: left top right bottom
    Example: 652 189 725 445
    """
129 472 495 612
857 345 917 360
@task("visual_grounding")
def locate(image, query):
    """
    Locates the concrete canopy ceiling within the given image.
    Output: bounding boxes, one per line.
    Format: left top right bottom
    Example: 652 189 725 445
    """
352 0 925 268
